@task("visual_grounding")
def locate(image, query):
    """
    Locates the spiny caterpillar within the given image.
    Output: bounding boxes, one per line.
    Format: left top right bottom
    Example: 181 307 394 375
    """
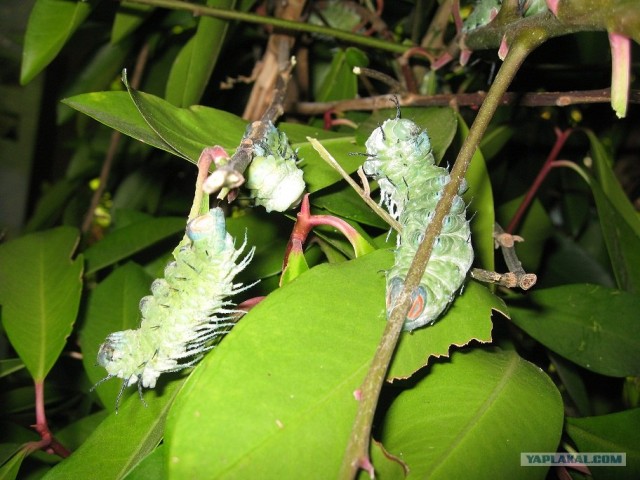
245 121 305 212
95 207 254 404
363 112 474 331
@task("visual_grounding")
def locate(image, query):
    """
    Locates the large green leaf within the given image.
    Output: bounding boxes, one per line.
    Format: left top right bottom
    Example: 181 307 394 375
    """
42 378 184 480
165 250 396 478
21 0 93 84
81 263 153 410
388 281 504 379
62 90 247 162
84 217 185 274
165 0 236 107
509 284 640 377
566 409 640 480
380 349 564 479
590 179 640 294
583 131 640 293
0 227 83 381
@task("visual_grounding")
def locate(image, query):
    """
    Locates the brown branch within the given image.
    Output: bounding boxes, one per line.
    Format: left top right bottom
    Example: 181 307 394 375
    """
292 89 640 115
472 223 537 290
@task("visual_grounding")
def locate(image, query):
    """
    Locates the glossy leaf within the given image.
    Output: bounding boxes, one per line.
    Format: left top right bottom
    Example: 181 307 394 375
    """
62 90 247 162
21 0 93 84
388 281 504 379
123 445 166 480
165 250 396 478
125 78 247 161
81 263 153 410
380 349 564 479
311 186 389 229
590 178 640 294
0 227 83 381
566 409 640 480
84 217 185 274
165 0 235 107
42 379 184 480
509 284 640 377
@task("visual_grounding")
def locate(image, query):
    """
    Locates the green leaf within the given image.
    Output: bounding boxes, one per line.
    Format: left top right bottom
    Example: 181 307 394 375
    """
62 90 247 162
0 359 26 379
84 217 185 274
591 179 640 294
381 349 564 479
582 130 640 293
296 136 364 192
165 250 397 477
389 280 505 379
0 445 31 480
165 0 236 107
123 445 166 480
311 186 389 229
125 78 248 161
0 227 83 381
21 0 93 84
509 284 640 377
42 379 184 480
586 130 640 237
566 409 640 480
81 263 153 410
316 47 368 102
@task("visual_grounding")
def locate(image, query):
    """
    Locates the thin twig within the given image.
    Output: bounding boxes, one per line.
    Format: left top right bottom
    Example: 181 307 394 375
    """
81 43 150 234
292 88 640 115
203 60 296 195
339 29 548 479
306 137 402 233
122 0 409 54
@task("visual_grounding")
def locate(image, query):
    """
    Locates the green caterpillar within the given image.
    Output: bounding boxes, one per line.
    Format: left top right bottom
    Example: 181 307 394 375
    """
245 121 305 212
363 114 474 331
95 208 254 404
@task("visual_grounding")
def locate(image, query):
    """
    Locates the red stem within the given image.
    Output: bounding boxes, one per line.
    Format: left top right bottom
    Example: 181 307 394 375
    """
32 381 71 458
506 127 573 234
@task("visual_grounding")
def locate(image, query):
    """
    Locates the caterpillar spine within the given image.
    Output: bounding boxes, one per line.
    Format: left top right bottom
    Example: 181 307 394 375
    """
363 115 474 331
96 207 254 400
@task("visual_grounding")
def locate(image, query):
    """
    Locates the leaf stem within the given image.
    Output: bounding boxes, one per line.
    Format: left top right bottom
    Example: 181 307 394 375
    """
338 28 548 479
122 0 409 54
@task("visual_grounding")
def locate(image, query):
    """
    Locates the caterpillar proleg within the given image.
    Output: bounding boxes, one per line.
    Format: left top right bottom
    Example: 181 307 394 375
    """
363 112 474 330
95 207 255 404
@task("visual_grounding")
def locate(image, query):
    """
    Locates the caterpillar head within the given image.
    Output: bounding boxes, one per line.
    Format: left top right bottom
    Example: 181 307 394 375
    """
97 330 143 387
363 118 432 177
245 154 305 212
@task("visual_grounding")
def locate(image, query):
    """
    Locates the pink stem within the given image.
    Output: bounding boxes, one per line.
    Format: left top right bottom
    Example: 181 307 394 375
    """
506 127 573 234
32 381 71 458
